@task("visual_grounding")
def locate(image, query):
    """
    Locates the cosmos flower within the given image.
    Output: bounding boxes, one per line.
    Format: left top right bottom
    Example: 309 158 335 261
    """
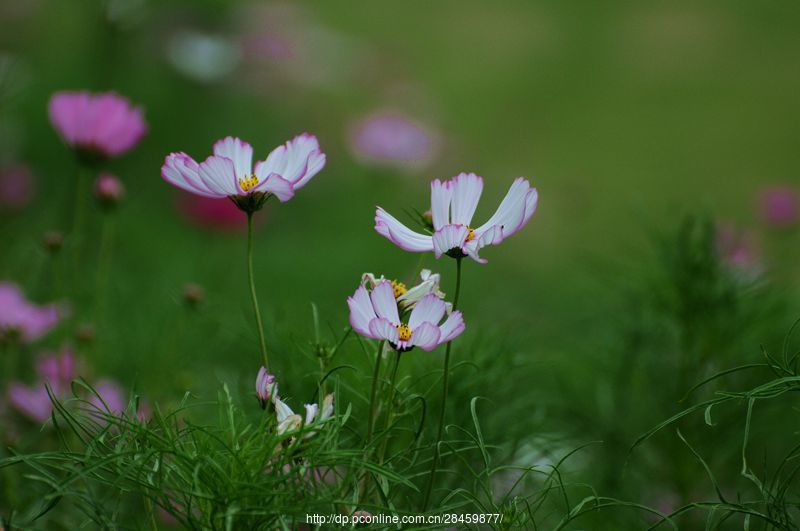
161 134 326 212
255 366 278 408
0 282 60 343
348 280 464 352
48 91 147 159
759 185 799 228
361 269 450 312
275 393 334 437
7 349 75 423
176 193 251 231
375 173 538 263
0 165 35 211
348 110 440 170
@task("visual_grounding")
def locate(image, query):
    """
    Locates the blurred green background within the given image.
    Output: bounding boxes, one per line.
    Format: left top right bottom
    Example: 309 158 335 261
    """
2 0 800 527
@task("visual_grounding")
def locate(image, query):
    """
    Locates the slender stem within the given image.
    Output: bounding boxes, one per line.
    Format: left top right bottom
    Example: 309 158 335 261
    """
94 212 116 325
365 340 385 447
247 212 269 370
70 164 90 279
422 256 463 510
378 350 402 464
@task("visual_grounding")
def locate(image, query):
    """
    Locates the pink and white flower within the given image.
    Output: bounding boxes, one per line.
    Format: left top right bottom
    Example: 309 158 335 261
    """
347 280 464 352
255 366 278 408
48 91 147 159
161 134 326 212
361 269 449 312
0 282 60 343
275 393 334 437
375 173 538 263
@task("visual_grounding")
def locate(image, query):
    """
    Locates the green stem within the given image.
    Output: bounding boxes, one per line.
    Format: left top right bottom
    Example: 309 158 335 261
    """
247 212 270 371
422 256 463 510
70 164 90 280
365 341 385 447
378 350 402 464
94 212 116 325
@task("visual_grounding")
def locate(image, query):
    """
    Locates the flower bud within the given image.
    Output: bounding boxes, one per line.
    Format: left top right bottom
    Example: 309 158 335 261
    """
42 230 64 254
182 283 204 308
94 173 125 208
75 323 95 344
255 366 277 408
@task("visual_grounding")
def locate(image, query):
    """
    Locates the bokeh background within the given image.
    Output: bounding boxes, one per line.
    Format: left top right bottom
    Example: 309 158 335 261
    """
2 0 800 527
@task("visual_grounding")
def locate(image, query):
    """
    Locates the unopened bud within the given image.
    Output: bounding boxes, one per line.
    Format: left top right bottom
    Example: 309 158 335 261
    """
182 283 204 308
255 366 277 408
94 173 125 208
75 323 95 344
42 230 64 254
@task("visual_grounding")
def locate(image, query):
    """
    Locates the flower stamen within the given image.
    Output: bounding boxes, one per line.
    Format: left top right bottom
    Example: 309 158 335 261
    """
465 227 475 242
239 174 259 192
391 280 408 298
396 323 412 341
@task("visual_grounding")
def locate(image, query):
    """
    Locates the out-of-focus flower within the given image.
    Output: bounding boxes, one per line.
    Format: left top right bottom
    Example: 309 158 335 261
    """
167 30 241 83
94 172 125 208
88 379 126 415
716 224 761 274
161 134 325 212
348 281 464 352
759 185 799 228
275 393 334 437
0 165 34 211
348 110 441 170
8 348 75 423
176 193 250 231
48 91 147 159
182 283 204 308
42 230 64 254
0 282 60 343
255 366 277 408
376 173 538 264
362 269 449 312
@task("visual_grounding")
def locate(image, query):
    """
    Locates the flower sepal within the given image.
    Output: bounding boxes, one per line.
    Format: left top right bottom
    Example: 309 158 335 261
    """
230 191 271 214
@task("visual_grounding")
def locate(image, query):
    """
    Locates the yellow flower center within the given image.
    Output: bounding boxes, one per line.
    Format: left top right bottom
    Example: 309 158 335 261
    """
391 280 408 298
396 323 412 341
239 174 259 192
465 227 475 242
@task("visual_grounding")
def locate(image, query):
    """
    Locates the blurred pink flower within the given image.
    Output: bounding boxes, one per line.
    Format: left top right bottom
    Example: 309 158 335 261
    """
88 379 150 423
161 134 325 212
759 185 799 228
94 172 125 207
717 224 761 272
0 165 34 211
348 110 440 169
348 281 464 352
48 91 147 159
7 348 75 423
176 193 249 231
0 282 60 342
375 173 538 263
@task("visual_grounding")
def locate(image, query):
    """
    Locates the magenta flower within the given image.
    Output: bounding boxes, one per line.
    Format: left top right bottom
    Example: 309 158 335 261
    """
0 165 35 211
348 110 440 169
375 173 538 263
0 282 60 343
161 134 326 212
348 281 464 352
48 91 147 159
94 172 125 208
8 349 75 423
176 193 251 231
759 185 799 228
88 379 126 415
255 366 277 408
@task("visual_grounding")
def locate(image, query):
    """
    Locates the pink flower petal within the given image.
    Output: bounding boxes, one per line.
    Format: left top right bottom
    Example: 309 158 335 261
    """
432 224 469 259
213 136 254 180
368 317 399 343
370 281 400 324
439 310 465 343
375 208 434 252
347 285 377 337
450 172 483 226
408 293 446 330
409 322 441 351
